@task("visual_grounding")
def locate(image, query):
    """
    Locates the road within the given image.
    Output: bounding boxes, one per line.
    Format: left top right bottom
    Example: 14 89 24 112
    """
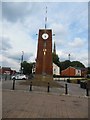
58 81 87 96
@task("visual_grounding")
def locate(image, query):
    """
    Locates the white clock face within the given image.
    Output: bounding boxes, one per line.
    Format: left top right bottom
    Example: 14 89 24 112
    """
42 33 49 40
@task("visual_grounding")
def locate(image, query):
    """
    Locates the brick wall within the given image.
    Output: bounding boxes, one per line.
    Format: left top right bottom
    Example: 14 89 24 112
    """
61 67 76 76
36 29 53 75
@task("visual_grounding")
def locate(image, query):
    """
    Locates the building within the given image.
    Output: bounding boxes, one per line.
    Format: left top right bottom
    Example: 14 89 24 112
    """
61 66 82 76
81 68 88 77
0 67 16 75
1 67 11 75
53 41 56 54
53 63 60 75
32 63 60 76
35 29 53 76
32 63 36 74
35 7 53 81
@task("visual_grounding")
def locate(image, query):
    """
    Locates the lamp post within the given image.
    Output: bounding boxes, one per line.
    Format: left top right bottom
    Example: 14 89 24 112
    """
68 54 70 80
21 51 24 74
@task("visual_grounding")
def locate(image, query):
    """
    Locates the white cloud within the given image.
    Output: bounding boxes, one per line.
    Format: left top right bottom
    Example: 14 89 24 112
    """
74 51 88 67
3 20 37 54
0 36 12 51
56 49 88 67
68 37 86 48
2 20 37 71
51 23 67 36
2 0 89 2
1 2 88 71
2 55 20 71
2 2 32 22
50 23 68 48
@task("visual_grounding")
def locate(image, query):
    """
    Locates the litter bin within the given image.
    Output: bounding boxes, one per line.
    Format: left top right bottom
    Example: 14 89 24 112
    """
86 80 90 90
80 81 86 89
67 79 70 83
77 79 80 84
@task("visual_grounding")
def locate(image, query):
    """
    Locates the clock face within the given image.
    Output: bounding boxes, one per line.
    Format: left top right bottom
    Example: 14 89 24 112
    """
42 33 49 40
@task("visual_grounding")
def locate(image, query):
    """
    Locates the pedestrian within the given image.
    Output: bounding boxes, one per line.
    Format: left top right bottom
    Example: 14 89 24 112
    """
5 74 7 81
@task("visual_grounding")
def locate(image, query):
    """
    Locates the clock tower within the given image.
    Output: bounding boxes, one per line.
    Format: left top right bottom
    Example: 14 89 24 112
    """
35 7 53 81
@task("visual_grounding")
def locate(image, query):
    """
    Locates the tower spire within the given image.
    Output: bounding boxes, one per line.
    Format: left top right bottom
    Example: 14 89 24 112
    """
45 6 47 29
53 41 56 54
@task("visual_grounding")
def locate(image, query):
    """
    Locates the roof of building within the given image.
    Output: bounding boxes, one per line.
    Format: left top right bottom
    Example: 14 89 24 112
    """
62 66 87 72
2 67 11 70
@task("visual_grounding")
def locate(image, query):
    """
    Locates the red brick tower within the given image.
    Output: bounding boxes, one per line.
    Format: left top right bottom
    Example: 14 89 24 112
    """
35 7 53 80
36 29 53 74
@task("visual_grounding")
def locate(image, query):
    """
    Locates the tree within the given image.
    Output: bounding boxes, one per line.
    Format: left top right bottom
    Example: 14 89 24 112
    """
21 61 33 75
60 60 70 71
71 61 85 68
60 60 85 71
52 52 60 67
87 67 90 74
52 52 85 73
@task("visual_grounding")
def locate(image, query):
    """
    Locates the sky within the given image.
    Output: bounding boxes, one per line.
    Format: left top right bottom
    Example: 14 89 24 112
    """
0 1 88 71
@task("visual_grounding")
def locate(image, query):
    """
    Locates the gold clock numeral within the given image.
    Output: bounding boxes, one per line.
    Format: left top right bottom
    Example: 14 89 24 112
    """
43 49 47 55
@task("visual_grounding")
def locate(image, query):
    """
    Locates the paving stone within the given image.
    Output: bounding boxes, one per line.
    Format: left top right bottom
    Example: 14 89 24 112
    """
2 89 88 118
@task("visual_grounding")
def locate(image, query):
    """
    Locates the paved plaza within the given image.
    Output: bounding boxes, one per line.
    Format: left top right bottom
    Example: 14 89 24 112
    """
1 80 89 118
2 79 89 97
2 89 88 118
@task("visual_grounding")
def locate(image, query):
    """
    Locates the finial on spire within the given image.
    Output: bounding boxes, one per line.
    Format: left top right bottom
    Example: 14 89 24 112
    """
45 6 47 29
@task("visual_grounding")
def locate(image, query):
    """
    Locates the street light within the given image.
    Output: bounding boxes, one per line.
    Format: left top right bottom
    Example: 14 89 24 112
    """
68 54 70 80
21 51 24 74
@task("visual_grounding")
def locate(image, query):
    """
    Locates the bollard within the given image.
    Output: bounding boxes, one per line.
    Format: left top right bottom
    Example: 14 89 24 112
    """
30 82 32 91
86 83 89 96
65 83 68 94
12 79 15 90
47 82 50 92
86 88 89 96
5 75 7 81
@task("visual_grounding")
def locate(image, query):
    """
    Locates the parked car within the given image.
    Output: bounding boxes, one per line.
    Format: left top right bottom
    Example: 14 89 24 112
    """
12 74 28 80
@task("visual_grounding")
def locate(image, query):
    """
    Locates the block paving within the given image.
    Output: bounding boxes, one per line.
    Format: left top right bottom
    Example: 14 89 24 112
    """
2 89 88 118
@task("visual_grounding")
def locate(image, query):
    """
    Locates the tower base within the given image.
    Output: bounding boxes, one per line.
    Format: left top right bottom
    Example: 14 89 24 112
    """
35 74 53 81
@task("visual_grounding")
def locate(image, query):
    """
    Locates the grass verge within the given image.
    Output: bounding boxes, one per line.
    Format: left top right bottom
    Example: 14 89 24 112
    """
19 79 64 88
